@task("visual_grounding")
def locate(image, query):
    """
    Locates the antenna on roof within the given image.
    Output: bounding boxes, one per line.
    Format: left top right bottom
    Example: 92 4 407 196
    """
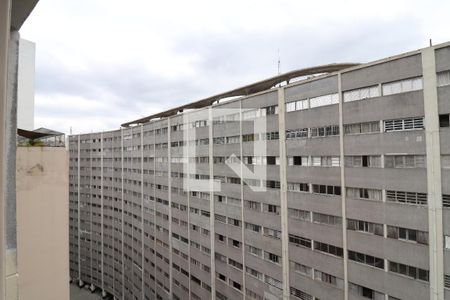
70 126 72 135
277 48 281 75
429 39 433 47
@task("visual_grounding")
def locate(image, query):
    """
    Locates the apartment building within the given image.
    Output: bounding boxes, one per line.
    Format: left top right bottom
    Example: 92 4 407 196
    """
69 42 450 300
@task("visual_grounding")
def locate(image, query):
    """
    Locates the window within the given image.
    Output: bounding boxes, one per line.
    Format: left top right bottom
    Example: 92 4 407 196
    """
348 250 384 269
228 258 243 270
265 252 281 264
346 187 382 201
261 105 278 116
444 274 450 289
246 245 262 257
216 291 227 300
345 155 381 167
386 190 427 205
344 121 380 134
246 289 263 300
309 93 339 108
226 135 240 144
264 204 280 215
288 208 310 221
440 114 450 128
290 261 312 276
295 99 309 110
349 282 384 300
245 222 261 233
344 85 380 102
384 117 424 132
215 214 227 223
286 101 296 112
312 184 341 196
242 133 259 142
266 156 278 165
246 266 264 280
382 77 423 95
311 156 340 167
215 253 227 263
217 273 227 282
227 177 241 184
312 212 342 226
314 270 344 288
444 194 450 208
264 180 280 189
286 99 309 112
245 200 261 211
228 218 241 227
445 236 450 250
389 261 429 282
288 156 309 166
286 128 308 139
384 155 426 168
347 219 383 236
216 234 225 243
313 241 343 257
437 70 450 87
290 287 313 300
289 234 312 249
263 227 281 239
261 131 279 140
264 275 283 290
213 137 225 145
387 226 428 244
310 125 339 137
287 182 310 193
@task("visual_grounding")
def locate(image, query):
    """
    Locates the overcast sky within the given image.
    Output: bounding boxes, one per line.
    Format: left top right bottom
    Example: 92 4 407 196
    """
20 0 450 134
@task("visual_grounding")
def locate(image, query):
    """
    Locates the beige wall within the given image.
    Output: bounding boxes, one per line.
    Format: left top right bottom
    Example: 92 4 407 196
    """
16 147 69 300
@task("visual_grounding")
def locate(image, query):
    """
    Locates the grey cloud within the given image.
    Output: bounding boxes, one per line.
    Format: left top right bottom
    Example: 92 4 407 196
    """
35 14 425 133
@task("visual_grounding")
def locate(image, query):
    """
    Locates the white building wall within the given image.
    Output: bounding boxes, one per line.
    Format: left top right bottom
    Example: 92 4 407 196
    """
17 39 35 130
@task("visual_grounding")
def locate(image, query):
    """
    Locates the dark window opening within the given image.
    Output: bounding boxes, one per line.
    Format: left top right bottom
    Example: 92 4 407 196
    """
267 156 277 165
362 156 369 167
293 156 302 166
440 114 450 128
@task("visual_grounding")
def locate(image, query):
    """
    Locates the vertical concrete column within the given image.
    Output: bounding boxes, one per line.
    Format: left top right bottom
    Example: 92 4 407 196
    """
100 132 104 292
208 107 216 299
77 135 82 286
0 2 11 298
338 73 349 300
338 73 348 300
277 87 290 300
88 134 94 290
422 47 444 300
120 129 125 300
238 100 247 297
167 118 173 298
185 114 192 300
152 128 157 298
140 125 145 300
4 29 19 300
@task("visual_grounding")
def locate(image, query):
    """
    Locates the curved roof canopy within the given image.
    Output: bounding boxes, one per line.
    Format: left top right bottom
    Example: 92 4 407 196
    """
122 63 358 127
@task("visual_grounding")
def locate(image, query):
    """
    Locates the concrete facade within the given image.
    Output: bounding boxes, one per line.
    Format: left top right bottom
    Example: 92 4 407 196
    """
16 147 70 300
69 42 450 300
